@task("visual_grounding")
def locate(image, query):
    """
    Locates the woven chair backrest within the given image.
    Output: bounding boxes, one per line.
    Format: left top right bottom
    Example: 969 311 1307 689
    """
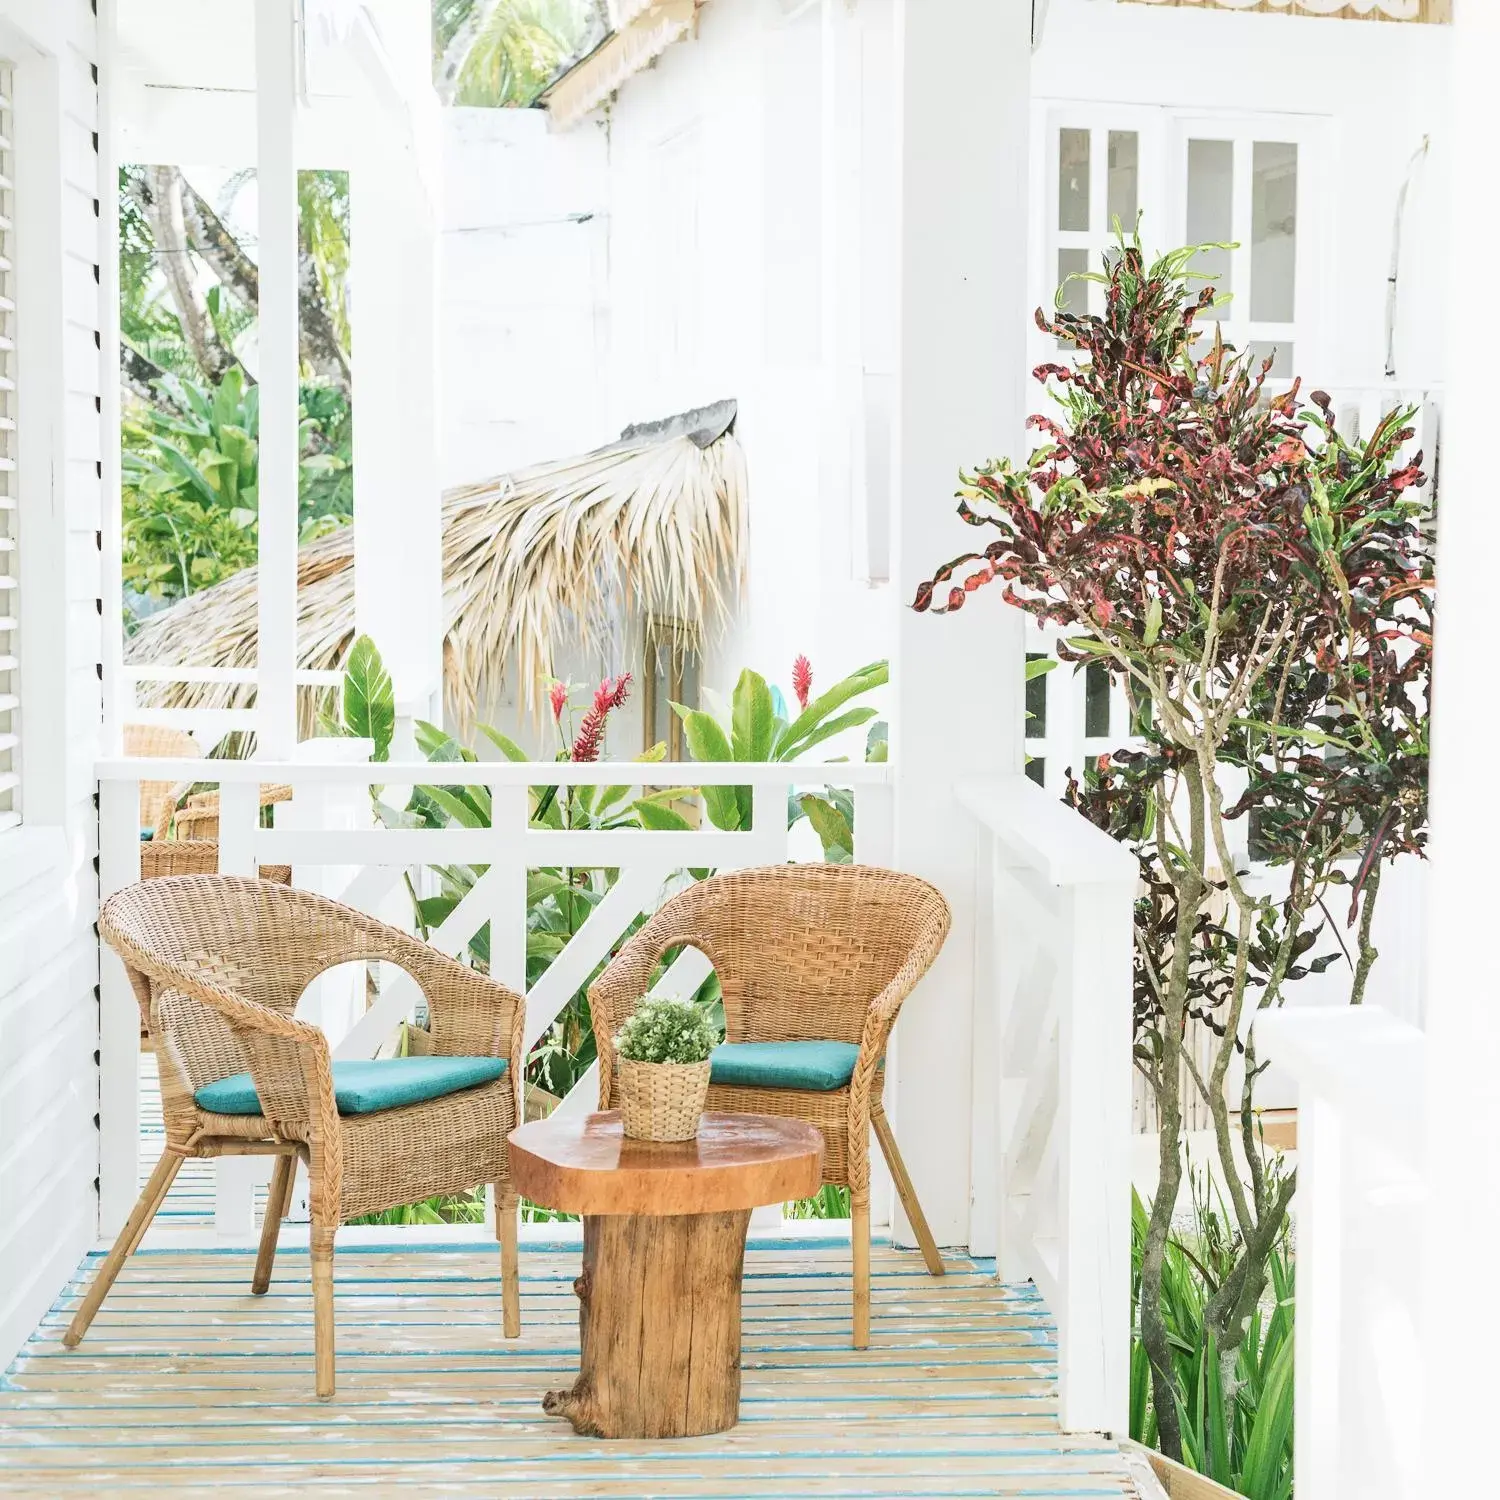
124 724 201 830
660 864 950 1046
102 876 378 1096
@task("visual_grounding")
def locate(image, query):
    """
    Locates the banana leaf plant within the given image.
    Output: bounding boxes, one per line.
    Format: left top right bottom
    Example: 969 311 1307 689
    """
671 657 888 859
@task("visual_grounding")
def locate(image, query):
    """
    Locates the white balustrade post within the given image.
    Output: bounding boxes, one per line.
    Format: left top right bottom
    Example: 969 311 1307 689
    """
1054 877 1133 1434
854 780 897 1231
890 0 1031 1250
1425 4 1500 1493
214 780 262 1239
286 737 374 1048
749 779 791 1235
1296 1091 1343 1499
966 824 999 1257
485 783 529 1229
350 131 443 740
97 778 142 1236
254 0 300 758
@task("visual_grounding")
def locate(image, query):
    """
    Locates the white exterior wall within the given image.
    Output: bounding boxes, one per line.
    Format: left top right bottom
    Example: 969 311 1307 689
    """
1037 0 1450 391
592 0 894 702
440 108 611 486
428 0 1450 1196
0 0 106 1369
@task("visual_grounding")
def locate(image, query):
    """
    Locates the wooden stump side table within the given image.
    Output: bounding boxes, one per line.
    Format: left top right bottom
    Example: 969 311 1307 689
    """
508 1110 823 1439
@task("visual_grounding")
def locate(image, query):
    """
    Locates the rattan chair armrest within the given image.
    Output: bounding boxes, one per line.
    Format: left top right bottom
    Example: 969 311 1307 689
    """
126 953 340 1135
587 908 704 1105
408 949 524 1065
152 781 196 839
852 931 950 1103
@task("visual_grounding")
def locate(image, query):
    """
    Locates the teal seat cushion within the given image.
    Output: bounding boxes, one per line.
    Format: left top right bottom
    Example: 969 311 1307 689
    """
194 1056 507 1117
709 1040 861 1093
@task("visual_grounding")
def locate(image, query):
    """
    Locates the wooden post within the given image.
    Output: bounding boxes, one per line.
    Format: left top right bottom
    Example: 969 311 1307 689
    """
890 0 1032 1248
544 1210 752 1438
254 0 299 758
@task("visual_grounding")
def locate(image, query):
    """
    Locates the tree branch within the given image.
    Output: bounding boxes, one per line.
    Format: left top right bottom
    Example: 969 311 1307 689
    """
144 166 235 383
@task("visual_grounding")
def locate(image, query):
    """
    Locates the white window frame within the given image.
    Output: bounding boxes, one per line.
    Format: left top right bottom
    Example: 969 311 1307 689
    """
0 59 15 831
1164 110 1329 386
1031 101 1330 384
1024 101 1332 795
0 11 85 857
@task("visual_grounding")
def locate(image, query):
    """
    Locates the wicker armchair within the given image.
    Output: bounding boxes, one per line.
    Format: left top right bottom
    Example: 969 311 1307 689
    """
124 723 201 831
68 875 525 1397
589 863 951 1347
126 724 293 882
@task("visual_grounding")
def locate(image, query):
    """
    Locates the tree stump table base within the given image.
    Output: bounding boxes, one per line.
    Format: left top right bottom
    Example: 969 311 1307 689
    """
508 1111 824 1440
542 1209 751 1438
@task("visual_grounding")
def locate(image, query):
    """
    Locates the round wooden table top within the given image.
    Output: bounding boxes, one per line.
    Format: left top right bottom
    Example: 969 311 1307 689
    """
509 1112 824 1217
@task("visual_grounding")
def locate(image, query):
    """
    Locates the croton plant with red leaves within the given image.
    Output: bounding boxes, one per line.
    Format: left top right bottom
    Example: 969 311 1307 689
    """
916 234 1432 1469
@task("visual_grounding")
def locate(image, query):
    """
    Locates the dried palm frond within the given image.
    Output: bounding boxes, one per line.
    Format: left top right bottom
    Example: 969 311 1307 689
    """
125 412 747 734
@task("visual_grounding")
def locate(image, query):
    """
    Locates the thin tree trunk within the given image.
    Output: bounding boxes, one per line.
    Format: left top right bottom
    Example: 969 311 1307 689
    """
178 181 259 308
297 243 351 394
120 344 171 408
1350 860 1382 1005
1139 765 1207 1464
143 167 234 383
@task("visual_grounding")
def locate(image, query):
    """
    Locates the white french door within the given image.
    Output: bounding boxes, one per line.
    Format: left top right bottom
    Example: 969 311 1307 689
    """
1030 101 1329 385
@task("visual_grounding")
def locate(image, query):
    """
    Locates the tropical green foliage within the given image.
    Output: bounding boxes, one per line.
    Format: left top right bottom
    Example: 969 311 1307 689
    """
119 163 354 626
432 0 601 107
121 369 352 613
341 635 395 763
672 659 888 860
615 995 717 1066
1131 1190 1295 1500
349 1192 487 1227
784 1184 852 1220
331 642 864 1220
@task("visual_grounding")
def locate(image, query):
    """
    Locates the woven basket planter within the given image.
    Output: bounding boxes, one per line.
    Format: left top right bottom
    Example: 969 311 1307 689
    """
617 1056 711 1142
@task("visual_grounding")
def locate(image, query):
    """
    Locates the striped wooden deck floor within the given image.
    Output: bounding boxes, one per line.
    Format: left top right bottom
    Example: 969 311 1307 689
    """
0 1240 1136 1498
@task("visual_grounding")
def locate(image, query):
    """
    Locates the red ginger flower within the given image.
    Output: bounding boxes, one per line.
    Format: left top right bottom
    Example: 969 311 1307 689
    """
548 679 568 722
792 655 812 711
569 673 632 762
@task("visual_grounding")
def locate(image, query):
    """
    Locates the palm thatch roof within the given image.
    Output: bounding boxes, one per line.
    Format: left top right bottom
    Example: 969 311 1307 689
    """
126 402 747 731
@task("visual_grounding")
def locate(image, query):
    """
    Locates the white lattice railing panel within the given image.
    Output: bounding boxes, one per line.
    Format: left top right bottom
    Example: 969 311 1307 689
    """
961 773 1136 1434
1255 1006 1426 1500
96 756 895 1238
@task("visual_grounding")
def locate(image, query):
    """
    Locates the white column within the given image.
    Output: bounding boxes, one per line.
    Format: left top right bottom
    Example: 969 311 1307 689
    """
98 0 127 751
351 155 443 738
255 0 300 757
889 0 1031 1247
1423 0 1500 1489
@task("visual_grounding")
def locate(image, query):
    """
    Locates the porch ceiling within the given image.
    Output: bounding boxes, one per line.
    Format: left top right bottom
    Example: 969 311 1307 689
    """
1 1242 1137 1496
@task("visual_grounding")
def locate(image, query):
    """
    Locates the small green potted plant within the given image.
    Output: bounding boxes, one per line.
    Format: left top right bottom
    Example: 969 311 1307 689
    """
614 995 718 1142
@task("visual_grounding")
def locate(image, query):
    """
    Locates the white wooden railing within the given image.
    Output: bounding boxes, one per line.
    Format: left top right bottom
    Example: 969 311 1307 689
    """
1255 1006 1426 1500
959 772 1138 1434
96 755 893 1238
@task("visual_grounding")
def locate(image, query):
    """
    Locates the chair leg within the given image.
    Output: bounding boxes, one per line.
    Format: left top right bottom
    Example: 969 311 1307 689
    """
496 1186 520 1338
871 1101 945 1276
852 1190 871 1349
311 1226 336 1399
252 1154 296 1296
63 1149 184 1348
